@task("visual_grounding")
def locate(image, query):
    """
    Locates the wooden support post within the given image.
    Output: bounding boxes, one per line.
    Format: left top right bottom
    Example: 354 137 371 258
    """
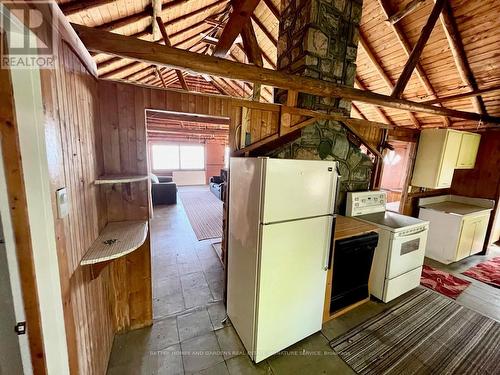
391 0 445 98
213 0 262 57
151 0 162 40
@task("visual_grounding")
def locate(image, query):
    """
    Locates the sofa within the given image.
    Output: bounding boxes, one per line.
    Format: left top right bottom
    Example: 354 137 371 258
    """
151 175 177 205
209 169 227 201
209 175 224 200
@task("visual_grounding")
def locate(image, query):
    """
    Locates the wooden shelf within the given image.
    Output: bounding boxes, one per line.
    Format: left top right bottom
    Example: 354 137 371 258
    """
81 220 148 266
95 175 148 184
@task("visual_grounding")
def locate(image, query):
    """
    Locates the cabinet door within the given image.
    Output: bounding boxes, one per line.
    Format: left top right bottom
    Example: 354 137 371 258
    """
470 214 489 255
456 133 481 169
456 217 476 261
437 131 462 188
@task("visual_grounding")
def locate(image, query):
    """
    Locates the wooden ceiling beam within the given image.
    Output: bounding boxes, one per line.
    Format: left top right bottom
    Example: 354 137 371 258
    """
123 65 156 81
423 85 500 105
377 0 450 127
354 76 394 126
262 0 280 19
387 0 427 24
213 0 262 57
391 0 445 98
147 111 231 125
97 11 225 69
358 32 421 127
351 103 368 120
101 35 206 80
72 24 500 125
437 0 487 115
60 0 116 15
97 0 227 32
251 15 277 46
147 126 228 136
156 16 189 91
155 66 167 88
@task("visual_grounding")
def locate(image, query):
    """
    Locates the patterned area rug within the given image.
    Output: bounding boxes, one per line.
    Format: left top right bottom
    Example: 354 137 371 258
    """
330 288 500 375
463 257 500 288
420 264 470 299
179 187 223 240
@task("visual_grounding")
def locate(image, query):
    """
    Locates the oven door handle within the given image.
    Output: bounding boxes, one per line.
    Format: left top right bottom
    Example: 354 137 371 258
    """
396 227 428 238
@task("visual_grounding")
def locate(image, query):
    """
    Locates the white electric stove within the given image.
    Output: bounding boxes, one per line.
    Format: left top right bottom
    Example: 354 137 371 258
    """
346 191 429 302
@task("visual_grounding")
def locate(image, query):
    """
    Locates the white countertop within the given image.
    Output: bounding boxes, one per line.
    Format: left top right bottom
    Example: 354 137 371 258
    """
420 201 492 216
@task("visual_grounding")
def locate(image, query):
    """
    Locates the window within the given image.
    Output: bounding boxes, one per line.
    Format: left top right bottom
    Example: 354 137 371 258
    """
151 144 205 170
180 145 204 169
224 146 230 168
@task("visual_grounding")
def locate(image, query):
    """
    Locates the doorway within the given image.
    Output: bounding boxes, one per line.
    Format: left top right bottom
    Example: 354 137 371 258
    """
145 109 230 319
380 140 415 213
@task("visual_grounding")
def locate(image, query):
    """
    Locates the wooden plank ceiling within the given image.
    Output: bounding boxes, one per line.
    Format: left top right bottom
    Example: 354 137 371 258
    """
59 0 500 129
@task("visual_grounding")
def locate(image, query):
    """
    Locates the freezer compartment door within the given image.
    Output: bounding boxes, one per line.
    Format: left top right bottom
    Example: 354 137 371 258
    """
262 159 338 223
253 215 332 362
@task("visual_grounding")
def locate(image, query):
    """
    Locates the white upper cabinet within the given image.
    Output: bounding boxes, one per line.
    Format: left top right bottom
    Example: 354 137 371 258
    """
411 129 480 189
456 132 481 169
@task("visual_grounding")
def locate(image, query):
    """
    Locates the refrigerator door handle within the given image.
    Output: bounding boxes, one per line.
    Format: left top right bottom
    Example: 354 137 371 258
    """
334 168 341 214
323 216 336 271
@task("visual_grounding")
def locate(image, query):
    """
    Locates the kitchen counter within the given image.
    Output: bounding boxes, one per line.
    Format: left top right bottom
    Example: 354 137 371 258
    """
323 215 379 323
334 215 379 240
420 201 492 216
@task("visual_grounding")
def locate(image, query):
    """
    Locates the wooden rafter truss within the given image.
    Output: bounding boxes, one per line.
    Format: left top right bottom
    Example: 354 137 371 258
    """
59 0 499 130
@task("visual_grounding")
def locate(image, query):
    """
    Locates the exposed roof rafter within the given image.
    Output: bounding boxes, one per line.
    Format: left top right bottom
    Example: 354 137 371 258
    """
72 23 500 125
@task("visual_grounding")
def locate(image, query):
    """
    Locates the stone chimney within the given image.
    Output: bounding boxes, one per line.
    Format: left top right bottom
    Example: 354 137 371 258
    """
272 0 373 205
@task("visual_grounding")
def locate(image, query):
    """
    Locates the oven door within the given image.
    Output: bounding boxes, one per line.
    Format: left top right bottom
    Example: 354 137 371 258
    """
387 228 428 279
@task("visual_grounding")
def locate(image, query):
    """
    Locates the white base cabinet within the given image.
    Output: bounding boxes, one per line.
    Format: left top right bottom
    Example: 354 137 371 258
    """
418 195 494 264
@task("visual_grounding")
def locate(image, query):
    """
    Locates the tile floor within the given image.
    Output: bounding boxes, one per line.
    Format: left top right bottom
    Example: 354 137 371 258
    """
106 192 500 374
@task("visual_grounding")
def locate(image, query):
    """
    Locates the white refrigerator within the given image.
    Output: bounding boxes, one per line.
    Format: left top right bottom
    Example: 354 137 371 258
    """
227 157 339 363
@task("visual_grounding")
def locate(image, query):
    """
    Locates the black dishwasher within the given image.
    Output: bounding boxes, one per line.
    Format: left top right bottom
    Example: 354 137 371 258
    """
330 232 378 313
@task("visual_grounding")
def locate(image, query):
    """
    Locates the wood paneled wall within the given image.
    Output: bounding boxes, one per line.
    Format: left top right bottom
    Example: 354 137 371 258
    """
41 41 113 374
96 80 152 333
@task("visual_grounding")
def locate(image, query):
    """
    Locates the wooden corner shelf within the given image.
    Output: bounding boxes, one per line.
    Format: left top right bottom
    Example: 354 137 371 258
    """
95 175 148 184
81 220 148 266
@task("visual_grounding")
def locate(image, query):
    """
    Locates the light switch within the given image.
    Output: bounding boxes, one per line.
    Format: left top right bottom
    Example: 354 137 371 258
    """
56 187 69 218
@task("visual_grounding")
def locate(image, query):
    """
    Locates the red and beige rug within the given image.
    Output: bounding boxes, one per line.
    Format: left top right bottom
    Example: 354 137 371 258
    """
420 265 470 299
463 257 500 288
179 187 223 241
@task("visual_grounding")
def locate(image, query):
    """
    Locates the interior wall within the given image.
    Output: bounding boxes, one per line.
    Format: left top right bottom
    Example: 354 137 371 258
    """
205 143 226 183
95 80 152 333
41 41 113 374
